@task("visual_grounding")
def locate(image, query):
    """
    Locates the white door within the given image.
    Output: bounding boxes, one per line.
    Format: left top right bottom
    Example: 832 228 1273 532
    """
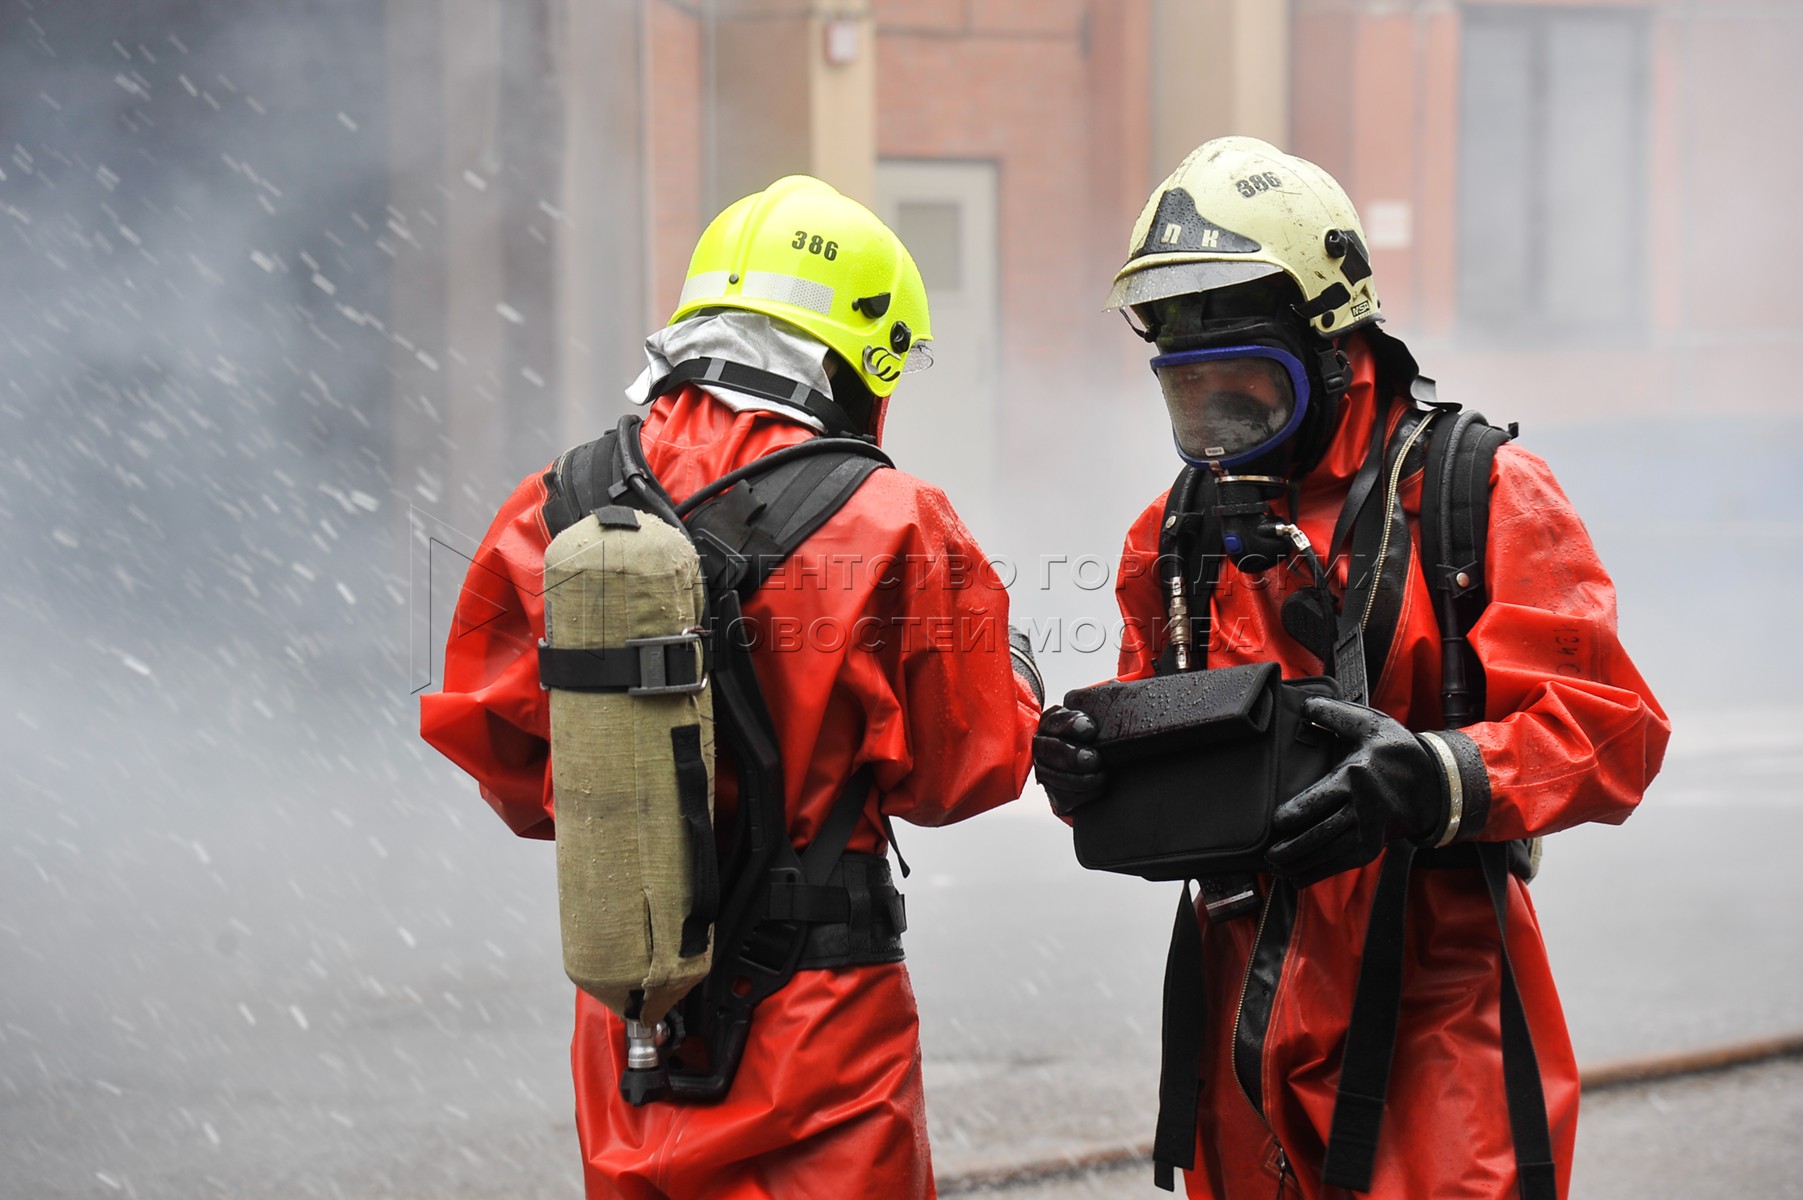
874 160 1000 537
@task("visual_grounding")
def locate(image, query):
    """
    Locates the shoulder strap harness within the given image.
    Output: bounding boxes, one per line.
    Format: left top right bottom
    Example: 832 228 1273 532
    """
539 410 902 1104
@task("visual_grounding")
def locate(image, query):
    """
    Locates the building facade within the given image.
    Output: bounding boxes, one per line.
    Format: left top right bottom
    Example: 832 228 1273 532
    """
391 0 1803 533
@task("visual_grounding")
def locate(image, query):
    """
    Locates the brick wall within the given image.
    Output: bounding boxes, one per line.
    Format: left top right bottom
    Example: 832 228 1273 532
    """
1292 0 1803 424
873 0 1162 505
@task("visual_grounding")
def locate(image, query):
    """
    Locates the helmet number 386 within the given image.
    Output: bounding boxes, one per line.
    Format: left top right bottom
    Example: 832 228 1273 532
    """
790 231 838 259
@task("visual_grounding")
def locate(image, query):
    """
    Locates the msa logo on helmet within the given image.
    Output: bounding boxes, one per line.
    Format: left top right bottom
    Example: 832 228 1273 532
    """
1136 188 1261 258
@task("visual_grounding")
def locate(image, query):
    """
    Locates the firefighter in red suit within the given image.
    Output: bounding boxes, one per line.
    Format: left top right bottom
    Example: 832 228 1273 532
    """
1032 139 1669 1197
422 176 1041 1198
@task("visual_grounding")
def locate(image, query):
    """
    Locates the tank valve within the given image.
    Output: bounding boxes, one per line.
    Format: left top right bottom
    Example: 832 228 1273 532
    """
619 1019 670 1106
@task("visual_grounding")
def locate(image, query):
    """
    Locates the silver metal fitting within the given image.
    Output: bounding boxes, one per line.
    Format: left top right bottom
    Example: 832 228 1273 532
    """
1269 522 1314 555
1166 574 1193 672
624 1019 665 1071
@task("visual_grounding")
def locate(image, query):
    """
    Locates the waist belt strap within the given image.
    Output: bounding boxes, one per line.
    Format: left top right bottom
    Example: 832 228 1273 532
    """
765 881 855 924
785 774 906 970
791 853 908 970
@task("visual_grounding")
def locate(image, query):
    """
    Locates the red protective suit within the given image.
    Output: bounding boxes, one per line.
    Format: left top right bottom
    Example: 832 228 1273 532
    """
1110 335 1669 1199
420 386 1038 1199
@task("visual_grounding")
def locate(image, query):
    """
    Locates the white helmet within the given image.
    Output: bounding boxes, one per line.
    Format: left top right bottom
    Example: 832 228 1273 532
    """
1106 137 1380 337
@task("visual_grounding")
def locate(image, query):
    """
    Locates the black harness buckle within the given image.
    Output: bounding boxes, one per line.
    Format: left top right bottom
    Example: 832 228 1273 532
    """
626 629 707 696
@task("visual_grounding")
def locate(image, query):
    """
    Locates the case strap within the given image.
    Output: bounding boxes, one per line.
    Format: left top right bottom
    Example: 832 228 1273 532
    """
1321 841 1554 1199
1152 881 1207 1191
1320 842 1418 1189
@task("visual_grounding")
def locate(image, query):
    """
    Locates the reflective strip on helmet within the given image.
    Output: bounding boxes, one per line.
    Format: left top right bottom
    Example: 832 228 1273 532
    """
677 271 732 310
740 271 835 317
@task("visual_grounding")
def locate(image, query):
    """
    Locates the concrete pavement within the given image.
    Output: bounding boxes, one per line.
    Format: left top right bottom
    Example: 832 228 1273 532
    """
940 1056 1803 1198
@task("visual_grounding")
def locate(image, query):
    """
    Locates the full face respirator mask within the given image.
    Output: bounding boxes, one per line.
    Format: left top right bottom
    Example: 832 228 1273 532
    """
1150 317 1314 472
1136 293 1351 578
1138 289 1351 467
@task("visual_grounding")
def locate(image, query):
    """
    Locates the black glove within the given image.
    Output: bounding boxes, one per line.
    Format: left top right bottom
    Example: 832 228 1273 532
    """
1265 696 1447 887
1033 705 1107 816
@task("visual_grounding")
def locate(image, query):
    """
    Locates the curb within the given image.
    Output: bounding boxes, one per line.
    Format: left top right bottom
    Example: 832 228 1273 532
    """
938 1142 1152 1195
1577 1030 1803 1091
935 1032 1803 1193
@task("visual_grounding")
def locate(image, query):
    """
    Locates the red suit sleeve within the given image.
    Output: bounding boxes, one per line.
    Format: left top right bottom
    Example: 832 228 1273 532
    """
1454 445 1670 841
418 470 557 840
833 473 1039 829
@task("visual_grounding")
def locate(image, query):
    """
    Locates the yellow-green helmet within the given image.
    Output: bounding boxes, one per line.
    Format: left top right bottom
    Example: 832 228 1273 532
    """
671 176 932 398
1106 137 1381 337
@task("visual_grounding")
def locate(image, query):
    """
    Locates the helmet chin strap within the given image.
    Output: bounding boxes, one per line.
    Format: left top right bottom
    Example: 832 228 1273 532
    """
1316 342 1353 400
821 350 887 443
1285 339 1352 479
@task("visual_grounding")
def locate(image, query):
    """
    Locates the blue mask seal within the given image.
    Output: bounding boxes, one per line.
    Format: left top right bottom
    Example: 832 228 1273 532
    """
1149 343 1312 469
